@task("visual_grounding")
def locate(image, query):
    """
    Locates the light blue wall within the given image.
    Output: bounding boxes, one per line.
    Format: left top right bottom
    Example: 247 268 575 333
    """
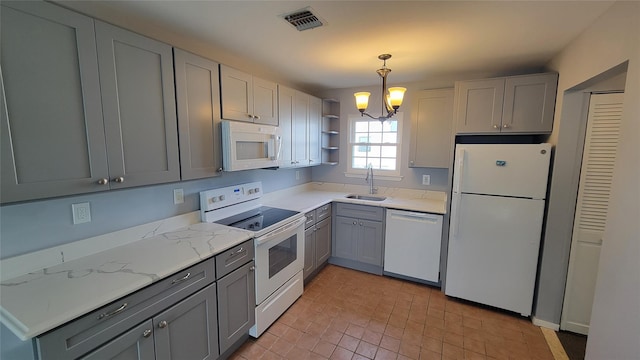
0 167 311 259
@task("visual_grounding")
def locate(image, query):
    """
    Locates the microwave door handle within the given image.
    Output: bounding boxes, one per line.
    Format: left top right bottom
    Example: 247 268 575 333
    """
268 135 281 161
275 135 282 161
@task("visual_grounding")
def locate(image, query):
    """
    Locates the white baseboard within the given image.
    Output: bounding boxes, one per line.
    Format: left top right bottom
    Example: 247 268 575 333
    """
532 316 560 330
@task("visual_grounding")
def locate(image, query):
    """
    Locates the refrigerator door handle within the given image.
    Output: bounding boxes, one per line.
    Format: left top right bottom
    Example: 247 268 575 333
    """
451 194 461 238
454 148 465 193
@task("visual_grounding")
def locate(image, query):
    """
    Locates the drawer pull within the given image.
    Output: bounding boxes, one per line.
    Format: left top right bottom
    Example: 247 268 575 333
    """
97 302 128 320
171 272 191 284
143 329 152 338
230 247 244 257
158 320 168 328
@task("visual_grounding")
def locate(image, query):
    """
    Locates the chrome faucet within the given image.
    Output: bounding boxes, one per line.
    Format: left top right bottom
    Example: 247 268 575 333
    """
365 165 376 194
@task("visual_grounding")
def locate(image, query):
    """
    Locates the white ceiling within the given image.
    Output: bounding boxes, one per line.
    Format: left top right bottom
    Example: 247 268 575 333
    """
60 1 614 91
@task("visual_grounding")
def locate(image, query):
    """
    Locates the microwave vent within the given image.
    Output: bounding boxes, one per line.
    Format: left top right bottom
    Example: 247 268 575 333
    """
284 9 324 31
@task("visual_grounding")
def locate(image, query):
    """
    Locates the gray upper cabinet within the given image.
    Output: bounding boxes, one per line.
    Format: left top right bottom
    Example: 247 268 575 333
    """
293 90 310 166
455 73 558 134
308 96 322 166
278 85 295 168
0 1 108 203
96 21 180 189
409 88 454 168
220 65 278 125
174 49 222 180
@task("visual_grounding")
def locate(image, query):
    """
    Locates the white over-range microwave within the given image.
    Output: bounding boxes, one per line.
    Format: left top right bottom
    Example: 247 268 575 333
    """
221 120 282 171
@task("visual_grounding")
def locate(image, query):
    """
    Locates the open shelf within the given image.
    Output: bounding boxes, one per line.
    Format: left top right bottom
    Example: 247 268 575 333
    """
322 99 340 165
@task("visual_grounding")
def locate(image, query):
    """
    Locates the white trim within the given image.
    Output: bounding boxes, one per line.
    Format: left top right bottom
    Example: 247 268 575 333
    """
344 172 403 181
532 316 560 330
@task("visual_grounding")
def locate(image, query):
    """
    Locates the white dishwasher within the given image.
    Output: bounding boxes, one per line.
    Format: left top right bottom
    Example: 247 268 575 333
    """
384 209 443 283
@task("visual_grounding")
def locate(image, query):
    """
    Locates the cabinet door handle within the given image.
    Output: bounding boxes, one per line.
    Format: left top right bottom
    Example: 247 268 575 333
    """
248 114 254 119
502 124 511 129
113 176 124 183
254 115 261 120
171 272 191 284
492 124 499 129
217 168 223 172
97 302 128 320
97 178 109 185
143 329 152 338
230 247 245 257
352 221 357 225
249 266 255 272
158 320 168 328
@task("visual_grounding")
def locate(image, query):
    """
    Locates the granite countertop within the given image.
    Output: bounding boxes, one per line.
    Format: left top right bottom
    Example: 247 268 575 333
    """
0 223 253 340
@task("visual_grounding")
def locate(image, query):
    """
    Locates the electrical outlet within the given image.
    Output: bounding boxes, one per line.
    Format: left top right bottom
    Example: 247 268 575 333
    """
422 174 431 186
173 188 184 204
72 202 91 224
295 170 300 180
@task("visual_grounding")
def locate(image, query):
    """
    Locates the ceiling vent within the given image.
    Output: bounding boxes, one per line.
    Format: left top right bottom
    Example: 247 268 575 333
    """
284 8 324 31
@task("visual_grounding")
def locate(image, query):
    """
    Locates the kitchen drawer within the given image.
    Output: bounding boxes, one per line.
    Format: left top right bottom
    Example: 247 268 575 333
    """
336 203 383 222
316 203 331 221
305 210 316 229
215 239 254 279
35 258 215 360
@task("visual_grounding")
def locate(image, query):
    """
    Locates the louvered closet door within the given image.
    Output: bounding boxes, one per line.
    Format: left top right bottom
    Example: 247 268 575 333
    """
561 92 624 335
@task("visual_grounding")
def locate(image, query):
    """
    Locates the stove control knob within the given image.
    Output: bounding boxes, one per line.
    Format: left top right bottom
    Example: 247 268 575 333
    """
254 221 260 227
211 197 217 203
248 188 254 194
248 224 255 229
254 188 260 193
219 195 225 201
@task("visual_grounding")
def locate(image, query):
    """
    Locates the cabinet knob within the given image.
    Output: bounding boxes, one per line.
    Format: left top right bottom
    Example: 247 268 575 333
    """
254 115 261 120
114 176 124 183
217 168 223 172
492 124 499 129
158 320 168 328
502 124 511 129
143 329 152 338
97 178 109 185
353 221 357 225
410 161 414 166
359 222 363 226
249 266 255 272
248 114 254 119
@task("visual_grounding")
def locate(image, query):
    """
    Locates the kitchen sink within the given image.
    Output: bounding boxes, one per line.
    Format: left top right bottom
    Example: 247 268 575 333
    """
345 194 386 201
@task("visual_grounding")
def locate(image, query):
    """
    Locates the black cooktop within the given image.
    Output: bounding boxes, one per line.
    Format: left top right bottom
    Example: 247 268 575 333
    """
215 206 299 231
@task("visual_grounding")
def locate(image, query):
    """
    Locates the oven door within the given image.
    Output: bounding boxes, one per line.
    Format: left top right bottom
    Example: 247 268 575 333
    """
254 216 305 304
221 120 282 171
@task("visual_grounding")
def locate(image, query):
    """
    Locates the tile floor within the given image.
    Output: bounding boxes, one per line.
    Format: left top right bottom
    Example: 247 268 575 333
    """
230 265 555 360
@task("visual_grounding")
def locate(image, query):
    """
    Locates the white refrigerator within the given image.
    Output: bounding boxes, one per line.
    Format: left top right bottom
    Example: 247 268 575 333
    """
445 143 552 316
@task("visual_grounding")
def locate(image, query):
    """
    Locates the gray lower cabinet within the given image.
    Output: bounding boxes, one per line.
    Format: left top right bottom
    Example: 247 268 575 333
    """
83 284 218 360
173 48 222 180
0 1 109 203
81 320 156 360
216 260 255 356
303 204 332 280
331 203 384 275
95 21 180 189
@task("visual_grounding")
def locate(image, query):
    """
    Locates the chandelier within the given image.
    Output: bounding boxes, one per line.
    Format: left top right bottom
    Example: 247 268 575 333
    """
354 54 406 123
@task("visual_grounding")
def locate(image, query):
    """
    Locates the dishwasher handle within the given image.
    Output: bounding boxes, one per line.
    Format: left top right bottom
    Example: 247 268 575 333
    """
388 210 440 224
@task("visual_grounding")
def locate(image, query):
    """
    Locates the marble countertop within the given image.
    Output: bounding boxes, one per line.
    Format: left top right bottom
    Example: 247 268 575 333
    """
262 182 447 215
0 223 252 340
0 182 447 341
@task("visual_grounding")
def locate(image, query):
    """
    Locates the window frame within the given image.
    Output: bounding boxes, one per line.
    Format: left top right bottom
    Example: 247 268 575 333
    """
345 113 403 180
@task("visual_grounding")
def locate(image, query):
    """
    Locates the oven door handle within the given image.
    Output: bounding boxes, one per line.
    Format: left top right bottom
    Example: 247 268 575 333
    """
254 216 306 245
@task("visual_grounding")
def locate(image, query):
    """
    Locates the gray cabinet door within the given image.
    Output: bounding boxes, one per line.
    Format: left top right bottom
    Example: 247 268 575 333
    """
502 73 558 134
455 78 505 134
304 227 316 279
220 65 253 122
81 320 155 360
174 48 222 180
308 96 322 166
315 218 332 265
0 1 108 203
293 90 310 166
252 77 278 126
153 284 219 360
278 85 295 168
96 21 180 189
216 261 255 355
334 216 359 261
409 89 454 168
357 219 384 266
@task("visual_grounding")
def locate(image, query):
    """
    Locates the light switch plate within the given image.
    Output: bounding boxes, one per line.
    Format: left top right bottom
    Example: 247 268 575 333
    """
72 202 91 224
422 174 431 185
173 188 184 204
